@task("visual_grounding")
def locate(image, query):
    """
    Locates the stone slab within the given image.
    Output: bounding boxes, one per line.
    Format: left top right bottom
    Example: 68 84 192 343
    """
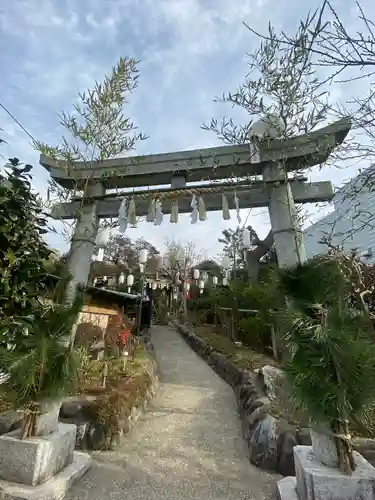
276 476 298 500
295 445 375 500
0 451 92 500
0 423 76 486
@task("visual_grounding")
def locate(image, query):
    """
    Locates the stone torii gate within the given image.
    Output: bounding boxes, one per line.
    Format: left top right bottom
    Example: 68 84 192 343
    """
40 118 350 300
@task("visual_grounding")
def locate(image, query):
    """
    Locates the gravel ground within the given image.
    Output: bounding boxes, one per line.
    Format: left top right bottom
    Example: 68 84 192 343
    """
66 325 279 500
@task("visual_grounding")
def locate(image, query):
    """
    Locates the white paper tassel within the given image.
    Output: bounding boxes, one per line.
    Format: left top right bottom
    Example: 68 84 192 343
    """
128 197 137 226
170 199 179 223
146 198 156 223
118 198 128 233
234 192 241 224
198 196 207 221
190 194 198 224
222 194 230 220
154 200 163 226
249 139 260 163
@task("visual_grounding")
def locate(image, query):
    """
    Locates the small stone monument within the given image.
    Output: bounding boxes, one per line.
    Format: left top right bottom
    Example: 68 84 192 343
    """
0 402 92 500
277 430 375 500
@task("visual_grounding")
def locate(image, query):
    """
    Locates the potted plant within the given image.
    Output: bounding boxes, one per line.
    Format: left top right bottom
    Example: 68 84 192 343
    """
0 295 83 439
278 256 375 474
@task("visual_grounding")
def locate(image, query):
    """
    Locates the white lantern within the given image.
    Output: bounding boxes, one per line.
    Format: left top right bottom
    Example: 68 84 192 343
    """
103 275 107 281
96 248 105 262
139 263 145 274
118 273 125 285
95 228 111 247
139 249 148 265
223 277 228 286
184 282 191 292
212 276 218 286
193 269 200 280
199 280 205 294
242 228 251 249
127 274 134 287
152 282 157 290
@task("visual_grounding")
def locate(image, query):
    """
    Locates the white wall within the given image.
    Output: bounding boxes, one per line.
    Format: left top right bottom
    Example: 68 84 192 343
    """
304 170 375 264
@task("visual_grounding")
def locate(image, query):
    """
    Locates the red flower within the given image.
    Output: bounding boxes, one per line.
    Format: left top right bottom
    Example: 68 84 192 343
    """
119 329 131 346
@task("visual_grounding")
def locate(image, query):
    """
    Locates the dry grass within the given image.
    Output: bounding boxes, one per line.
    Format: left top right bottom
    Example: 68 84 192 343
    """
75 345 154 448
193 324 277 371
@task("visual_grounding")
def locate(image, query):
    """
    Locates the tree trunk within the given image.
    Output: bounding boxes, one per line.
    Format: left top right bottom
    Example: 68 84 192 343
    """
245 230 274 284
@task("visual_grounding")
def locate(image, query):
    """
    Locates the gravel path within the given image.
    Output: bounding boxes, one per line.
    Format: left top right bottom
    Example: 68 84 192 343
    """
66 326 278 500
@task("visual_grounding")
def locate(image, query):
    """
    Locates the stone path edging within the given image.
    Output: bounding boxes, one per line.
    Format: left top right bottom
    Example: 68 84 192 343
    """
176 323 375 475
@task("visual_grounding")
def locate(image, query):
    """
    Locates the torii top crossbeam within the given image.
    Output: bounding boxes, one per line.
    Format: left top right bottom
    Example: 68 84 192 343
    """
40 118 350 189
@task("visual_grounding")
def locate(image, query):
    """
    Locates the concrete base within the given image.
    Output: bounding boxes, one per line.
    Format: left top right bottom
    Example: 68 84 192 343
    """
295 445 375 500
0 423 76 486
277 476 298 500
0 451 92 500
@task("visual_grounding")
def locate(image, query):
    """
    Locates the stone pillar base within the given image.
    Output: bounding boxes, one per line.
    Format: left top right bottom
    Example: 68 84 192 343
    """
277 445 375 500
0 423 91 499
0 451 91 500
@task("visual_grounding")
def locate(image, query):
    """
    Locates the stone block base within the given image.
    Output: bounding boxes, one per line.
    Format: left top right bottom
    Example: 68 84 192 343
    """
278 445 375 500
0 423 76 486
0 451 91 500
277 476 298 500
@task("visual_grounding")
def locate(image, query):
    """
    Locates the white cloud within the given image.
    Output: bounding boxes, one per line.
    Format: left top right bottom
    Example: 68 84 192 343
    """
0 0 373 258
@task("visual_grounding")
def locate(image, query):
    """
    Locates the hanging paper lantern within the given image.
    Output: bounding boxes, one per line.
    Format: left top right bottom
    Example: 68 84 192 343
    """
127 274 134 287
139 263 145 274
242 228 251 249
139 249 148 265
193 269 200 280
152 282 157 290
96 248 105 262
184 282 191 292
199 280 205 290
95 227 111 247
222 277 228 286
118 273 125 285
212 276 218 286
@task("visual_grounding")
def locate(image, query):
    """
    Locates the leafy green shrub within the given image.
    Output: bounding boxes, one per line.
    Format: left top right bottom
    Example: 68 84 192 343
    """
238 316 272 353
0 159 52 346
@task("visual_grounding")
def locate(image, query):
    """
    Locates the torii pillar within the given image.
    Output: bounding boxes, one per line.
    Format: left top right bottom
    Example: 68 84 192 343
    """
263 162 306 268
65 182 104 303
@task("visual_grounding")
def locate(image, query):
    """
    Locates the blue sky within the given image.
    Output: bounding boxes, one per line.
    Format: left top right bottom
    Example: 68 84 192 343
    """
0 0 372 259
